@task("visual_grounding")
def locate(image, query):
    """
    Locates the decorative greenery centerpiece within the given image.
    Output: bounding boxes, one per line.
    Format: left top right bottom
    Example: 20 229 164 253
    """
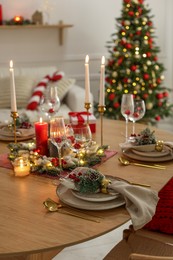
8 142 109 177
134 127 156 145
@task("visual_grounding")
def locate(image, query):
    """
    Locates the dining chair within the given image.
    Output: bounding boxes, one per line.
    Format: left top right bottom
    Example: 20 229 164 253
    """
129 253 173 260
103 225 173 260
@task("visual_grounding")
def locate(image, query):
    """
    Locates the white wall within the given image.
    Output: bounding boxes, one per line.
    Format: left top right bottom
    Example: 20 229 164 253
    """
0 0 173 129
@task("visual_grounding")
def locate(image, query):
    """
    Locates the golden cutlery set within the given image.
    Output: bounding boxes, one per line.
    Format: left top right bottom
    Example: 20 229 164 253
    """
118 156 166 170
43 198 102 223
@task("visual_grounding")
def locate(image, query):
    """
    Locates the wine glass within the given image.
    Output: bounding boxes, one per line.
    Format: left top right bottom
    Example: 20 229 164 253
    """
40 85 61 121
121 94 134 142
129 99 146 136
72 124 92 165
49 116 67 170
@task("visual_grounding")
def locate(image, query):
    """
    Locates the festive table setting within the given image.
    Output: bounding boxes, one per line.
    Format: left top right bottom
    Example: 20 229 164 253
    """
0 58 173 260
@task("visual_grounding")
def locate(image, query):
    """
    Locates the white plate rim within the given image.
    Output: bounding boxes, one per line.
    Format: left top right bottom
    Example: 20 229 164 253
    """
56 185 125 211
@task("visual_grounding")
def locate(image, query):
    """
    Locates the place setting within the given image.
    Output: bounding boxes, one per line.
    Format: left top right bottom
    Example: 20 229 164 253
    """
51 166 159 230
0 117 35 142
119 94 173 165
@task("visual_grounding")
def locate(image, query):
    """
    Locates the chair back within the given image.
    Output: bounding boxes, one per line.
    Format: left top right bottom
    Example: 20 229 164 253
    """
129 254 173 260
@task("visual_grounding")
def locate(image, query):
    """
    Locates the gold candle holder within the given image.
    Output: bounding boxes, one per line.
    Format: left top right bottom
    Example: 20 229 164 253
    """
84 102 92 125
98 105 106 146
11 111 19 143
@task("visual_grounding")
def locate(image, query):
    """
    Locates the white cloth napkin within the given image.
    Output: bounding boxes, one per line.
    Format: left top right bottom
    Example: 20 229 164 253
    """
163 141 173 154
108 180 159 230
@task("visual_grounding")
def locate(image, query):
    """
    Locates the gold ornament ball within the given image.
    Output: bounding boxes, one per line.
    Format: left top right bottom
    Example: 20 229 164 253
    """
134 19 139 24
112 71 118 77
114 51 119 57
147 60 152 66
155 65 160 70
124 20 130 26
135 54 141 59
143 17 148 22
146 102 153 110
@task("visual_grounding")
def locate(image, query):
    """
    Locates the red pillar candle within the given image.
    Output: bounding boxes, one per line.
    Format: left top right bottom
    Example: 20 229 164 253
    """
34 117 48 156
0 5 3 25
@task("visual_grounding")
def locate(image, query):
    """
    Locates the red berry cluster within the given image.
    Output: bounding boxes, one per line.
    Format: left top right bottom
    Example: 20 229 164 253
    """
20 121 32 129
51 158 67 167
68 172 82 182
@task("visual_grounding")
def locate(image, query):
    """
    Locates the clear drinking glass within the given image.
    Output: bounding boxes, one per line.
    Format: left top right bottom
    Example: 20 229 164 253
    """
40 85 61 121
49 116 67 170
121 94 134 142
72 124 92 165
129 99 146 135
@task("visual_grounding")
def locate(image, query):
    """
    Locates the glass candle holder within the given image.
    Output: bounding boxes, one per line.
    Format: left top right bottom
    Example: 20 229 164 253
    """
14 157 30 177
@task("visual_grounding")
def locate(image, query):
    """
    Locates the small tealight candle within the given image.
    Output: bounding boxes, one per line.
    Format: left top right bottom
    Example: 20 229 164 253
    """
13 16 23 24
14 157 30 177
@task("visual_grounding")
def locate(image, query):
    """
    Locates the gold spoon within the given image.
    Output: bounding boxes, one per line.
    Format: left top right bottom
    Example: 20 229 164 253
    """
118 157 165 170
43 198 101 223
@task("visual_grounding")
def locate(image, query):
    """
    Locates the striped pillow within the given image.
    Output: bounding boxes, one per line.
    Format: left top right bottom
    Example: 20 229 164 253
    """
48 78 76 101
26 71 67 110
0 76 36 109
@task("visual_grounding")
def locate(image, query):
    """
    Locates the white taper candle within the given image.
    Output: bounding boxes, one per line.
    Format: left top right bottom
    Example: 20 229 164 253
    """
85 55 90 103
99 56 105 106
9 60 17 112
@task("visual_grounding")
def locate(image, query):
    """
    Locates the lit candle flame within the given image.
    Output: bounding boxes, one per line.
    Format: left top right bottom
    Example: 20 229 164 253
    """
10 60 13 69
101 56 105 65
85 54 89 64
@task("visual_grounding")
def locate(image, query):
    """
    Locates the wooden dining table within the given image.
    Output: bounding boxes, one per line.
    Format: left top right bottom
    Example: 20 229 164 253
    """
0 119 173 260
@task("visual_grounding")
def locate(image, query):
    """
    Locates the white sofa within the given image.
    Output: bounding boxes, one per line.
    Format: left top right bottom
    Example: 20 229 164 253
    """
0 66 93 123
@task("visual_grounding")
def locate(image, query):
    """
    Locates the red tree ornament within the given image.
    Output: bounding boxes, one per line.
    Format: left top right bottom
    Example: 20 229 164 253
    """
128 11 134 17
163 91 169 97
113 102 120 108
125 43 132 49
155 115 161 121
131 65 137 71
143 73 150 80
156 93 163 99
109 93 116 101
143 93 149 99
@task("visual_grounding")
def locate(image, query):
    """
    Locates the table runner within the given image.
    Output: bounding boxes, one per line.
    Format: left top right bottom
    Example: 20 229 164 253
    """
0 150 117 178
144 177 173 234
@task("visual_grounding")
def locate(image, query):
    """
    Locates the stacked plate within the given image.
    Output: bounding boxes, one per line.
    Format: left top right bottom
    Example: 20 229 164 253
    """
121 143 173 162
0 124 35 141
56 176 125 211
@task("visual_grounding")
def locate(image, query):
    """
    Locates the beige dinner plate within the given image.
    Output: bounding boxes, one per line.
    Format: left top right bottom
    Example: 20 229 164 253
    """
132 149 169 158
123 149 173 162
71 190 120 202
0 134 35 142
0 124 35 141
56 185 125 210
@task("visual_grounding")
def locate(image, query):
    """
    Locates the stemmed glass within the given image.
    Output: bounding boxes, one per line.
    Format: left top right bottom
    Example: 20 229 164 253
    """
129 99 146 136
49 116 67 170
40 85 61 121
71 124 92 165
121 94 134 142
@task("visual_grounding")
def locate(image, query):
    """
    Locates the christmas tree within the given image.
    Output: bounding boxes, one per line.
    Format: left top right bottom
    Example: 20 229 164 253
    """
103 0 173 125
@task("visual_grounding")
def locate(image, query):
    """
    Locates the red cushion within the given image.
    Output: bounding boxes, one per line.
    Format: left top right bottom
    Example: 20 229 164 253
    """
144 177 173 234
